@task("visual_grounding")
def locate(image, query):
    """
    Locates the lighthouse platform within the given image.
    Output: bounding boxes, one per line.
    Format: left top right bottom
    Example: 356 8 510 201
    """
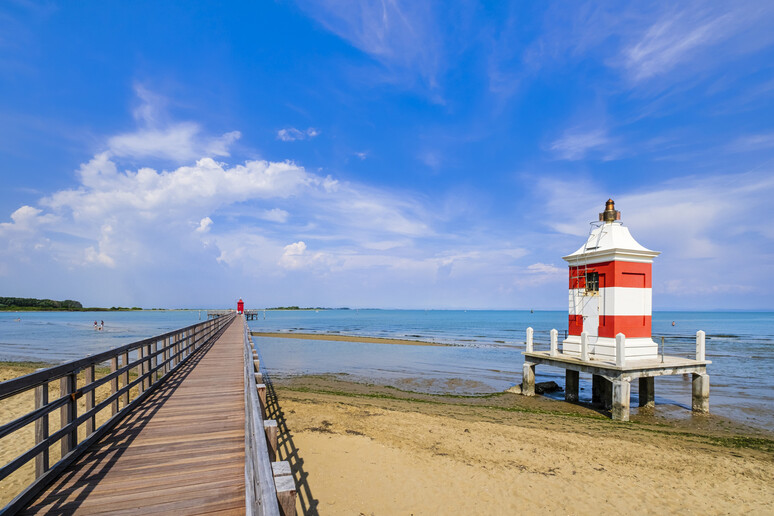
520 329 710 422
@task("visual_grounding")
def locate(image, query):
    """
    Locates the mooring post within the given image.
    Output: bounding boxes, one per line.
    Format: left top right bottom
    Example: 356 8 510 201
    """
615 333 626 368
696 330 706 361
612 376 631 421
580 332 589 362
565 370 579 402
549 329 558 357
692 373 710 413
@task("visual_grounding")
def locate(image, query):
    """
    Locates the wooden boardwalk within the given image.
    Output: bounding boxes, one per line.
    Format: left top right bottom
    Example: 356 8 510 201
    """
21 320 246 515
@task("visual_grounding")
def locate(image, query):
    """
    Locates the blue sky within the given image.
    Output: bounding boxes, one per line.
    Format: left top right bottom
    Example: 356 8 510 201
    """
1 1 773 310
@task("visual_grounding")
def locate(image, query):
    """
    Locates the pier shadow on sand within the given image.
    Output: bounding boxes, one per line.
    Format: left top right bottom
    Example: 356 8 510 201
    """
263 373 320 516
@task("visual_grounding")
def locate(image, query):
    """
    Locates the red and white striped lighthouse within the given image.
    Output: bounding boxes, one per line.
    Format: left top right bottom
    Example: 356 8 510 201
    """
562 200 660 361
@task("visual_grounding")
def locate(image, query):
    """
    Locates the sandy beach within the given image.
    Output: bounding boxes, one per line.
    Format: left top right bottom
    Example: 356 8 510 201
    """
271 375 774 515
3 361 773 514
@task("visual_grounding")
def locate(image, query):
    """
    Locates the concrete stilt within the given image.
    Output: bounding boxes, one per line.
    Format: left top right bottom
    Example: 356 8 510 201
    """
692 373 710 413
638 377 655 408
612 377 631 421
591 374 602 405
565 370 579 402
522 362 535 396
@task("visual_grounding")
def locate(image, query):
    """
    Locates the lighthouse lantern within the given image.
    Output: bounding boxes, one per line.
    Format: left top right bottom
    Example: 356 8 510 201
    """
562 200 660 361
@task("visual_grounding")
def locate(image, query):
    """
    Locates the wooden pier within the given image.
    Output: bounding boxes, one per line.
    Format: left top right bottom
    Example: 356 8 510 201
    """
0 315 294 515
208 309 261 321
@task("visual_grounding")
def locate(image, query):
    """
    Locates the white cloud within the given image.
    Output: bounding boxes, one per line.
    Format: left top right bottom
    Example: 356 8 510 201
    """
295 0 445 88
260 209 289 223
196 217 213 233
549 128 613 161
107 86 241 162
727 133 774 152
277 127 320 142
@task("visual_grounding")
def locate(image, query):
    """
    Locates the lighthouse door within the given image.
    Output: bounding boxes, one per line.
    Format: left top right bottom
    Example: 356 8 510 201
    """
583 272 600 347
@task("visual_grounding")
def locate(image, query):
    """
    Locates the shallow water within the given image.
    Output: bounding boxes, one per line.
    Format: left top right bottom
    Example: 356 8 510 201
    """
1 309 772 431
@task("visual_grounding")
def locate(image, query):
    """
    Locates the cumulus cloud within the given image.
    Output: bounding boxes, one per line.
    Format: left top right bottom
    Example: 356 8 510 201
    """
107 86 241 162
196 217 213 233
277 127 320 142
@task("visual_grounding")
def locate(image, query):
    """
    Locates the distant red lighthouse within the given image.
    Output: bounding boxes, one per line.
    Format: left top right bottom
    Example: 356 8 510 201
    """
237 299 244 314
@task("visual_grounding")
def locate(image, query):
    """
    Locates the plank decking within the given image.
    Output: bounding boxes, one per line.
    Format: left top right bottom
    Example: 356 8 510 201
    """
21 320 246 515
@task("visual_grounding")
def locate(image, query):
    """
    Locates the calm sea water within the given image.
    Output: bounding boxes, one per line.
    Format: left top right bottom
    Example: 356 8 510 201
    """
1 310 772 431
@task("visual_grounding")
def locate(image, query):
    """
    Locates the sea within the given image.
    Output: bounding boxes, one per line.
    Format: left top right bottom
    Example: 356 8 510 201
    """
1 310 772 431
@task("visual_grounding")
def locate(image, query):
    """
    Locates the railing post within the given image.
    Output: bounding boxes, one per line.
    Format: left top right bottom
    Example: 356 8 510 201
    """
110 357 119 415
138 346 145 394
580 332 589 362
85 364 95 434
120 351 129 407
525 327 533 352
34 372 49 478
60 372 77 456
152 340 158 382
696 330 706 361
549 329 558 357
163 336 170 375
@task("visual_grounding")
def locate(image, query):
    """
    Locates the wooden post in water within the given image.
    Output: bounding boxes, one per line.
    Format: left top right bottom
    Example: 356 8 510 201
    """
34 372 49 478
85 365 95 433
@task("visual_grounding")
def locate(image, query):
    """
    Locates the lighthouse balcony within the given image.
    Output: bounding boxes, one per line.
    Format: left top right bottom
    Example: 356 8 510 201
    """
562 335 658 361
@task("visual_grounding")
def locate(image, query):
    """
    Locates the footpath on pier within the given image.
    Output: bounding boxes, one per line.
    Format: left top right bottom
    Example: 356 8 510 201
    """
21 319 246 515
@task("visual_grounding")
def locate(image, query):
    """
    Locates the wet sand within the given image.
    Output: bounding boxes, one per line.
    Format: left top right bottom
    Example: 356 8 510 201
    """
251 331 449 346
272 375 774 515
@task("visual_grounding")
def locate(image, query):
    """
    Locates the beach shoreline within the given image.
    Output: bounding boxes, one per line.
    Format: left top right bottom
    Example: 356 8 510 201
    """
271 375 774 514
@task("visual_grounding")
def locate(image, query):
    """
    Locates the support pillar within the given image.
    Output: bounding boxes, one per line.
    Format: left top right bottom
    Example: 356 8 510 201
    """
565 370 579 402
612 377 631 422
592 374 603 406
692 373 709 413
638 377 655 408
522 362 535 396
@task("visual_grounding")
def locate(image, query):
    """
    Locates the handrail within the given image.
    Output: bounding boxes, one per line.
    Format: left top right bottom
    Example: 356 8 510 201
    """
0 313 236 515
243 317 280 516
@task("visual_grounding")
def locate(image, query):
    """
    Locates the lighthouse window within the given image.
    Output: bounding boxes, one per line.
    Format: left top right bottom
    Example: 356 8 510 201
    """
585 272 599 293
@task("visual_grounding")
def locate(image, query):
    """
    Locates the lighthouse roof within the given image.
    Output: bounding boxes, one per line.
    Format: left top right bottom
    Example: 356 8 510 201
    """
562 221 660 265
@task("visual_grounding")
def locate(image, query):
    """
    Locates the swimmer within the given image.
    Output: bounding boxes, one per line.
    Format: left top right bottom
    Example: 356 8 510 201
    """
94 321 98 329
672 321 676 326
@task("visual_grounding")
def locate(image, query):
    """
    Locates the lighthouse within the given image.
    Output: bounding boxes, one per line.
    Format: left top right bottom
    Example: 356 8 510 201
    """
562 199 660 361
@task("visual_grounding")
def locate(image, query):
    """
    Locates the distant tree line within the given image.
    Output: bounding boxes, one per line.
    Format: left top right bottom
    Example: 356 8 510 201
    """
0 297 143 311
0 297 84 311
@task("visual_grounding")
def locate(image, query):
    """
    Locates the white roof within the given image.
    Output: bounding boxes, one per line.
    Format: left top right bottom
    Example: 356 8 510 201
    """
562 222 660 265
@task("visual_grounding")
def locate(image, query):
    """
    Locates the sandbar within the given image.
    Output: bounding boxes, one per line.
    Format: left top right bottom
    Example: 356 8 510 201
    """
251 331 449 346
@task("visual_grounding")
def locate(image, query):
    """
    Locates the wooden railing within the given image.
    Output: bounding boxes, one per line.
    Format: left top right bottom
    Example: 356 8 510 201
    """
0 314 235 515
243 319 296 516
